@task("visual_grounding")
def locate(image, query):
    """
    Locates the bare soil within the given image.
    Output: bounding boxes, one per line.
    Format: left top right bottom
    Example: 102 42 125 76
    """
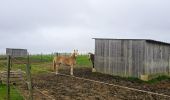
21 67 170 100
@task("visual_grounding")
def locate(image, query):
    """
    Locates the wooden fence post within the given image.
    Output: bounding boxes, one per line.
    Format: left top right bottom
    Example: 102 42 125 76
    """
7 55 11 100
26 54 33 100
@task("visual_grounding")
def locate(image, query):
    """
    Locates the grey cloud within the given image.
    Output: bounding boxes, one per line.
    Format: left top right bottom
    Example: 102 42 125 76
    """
0 0 170 53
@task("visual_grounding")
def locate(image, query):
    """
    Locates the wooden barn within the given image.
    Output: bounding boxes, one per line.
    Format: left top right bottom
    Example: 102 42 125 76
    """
94 38 170 80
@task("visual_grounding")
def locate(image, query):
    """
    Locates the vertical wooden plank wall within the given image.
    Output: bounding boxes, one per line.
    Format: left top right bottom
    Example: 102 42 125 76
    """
94 39 145 77
131 40 145 77
145 42 170 75
94 39 170 78
94 40 103 72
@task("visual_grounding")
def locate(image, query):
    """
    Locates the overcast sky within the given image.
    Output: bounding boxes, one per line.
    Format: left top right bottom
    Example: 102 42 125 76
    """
0 0 170 54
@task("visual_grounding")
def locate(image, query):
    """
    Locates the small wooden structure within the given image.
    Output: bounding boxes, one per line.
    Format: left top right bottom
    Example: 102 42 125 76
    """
6 48 27 57
94 38 170 80
0 70 24 84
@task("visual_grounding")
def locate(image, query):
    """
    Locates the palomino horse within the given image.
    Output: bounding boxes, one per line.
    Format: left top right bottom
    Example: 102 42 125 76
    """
53 50 78 75
88 52 96 72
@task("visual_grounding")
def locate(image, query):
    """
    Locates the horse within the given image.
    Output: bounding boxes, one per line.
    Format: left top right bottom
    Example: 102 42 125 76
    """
88 52 96 72
53 50 78 75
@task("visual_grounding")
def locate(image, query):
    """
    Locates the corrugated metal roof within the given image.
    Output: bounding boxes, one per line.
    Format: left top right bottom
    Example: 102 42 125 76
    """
93 38 170 45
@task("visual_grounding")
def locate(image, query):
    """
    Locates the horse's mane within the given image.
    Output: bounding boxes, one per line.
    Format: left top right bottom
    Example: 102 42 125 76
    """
88 52 94 55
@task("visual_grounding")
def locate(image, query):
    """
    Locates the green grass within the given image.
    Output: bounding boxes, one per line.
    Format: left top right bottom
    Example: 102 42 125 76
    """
29 55 91 74
127 75 170 84
126 77 144 83
0 84 24 100
30 63 52 74
0 55 91 73
29 54 53 62
76 55 92 67
29 54 92 66
146 75 170 84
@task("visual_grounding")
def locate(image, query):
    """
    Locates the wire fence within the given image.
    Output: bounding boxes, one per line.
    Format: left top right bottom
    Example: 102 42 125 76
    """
0 56 32 100
0 52 89 100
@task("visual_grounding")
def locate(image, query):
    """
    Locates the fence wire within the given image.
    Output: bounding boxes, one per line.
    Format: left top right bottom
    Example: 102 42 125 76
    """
0 57 28 100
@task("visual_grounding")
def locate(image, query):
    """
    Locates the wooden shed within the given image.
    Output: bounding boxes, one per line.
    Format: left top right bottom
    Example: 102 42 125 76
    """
94 38 170 80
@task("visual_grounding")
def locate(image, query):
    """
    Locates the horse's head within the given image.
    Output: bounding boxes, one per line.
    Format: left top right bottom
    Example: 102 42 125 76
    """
88 52 93 55
88 52 93 61
72 49 78 57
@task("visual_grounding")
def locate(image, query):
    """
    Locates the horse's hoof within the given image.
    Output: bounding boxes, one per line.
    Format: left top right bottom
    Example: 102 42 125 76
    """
70 74 73 76
92 68 96 72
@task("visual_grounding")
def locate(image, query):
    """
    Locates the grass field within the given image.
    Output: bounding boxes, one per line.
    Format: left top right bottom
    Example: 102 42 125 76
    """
0 55 92 73
0 84 23 100
30 55 92 74
29 54 91 65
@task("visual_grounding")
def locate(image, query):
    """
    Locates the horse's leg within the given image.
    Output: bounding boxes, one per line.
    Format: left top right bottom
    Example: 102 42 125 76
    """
92 61 96 72
70 65 73 75
92 61 94 68
56 64 59 74
53 60 56 72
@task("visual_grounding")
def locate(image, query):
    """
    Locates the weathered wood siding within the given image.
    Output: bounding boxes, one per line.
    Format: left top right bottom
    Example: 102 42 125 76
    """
94 39 145 77
144 41 170 75
94 39 170 78
6 48 27 57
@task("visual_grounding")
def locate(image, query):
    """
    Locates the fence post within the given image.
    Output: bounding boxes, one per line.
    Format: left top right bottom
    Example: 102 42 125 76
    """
26 54 33 100
51 53 53 60
41 53 43 62
7 55 11 100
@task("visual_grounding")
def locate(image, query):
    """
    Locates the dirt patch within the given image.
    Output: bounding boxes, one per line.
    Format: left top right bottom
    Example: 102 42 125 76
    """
70 67 170 96
19 67 170 100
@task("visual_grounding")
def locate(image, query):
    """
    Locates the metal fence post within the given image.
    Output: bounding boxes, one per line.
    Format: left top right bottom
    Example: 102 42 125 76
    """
7 55 11 100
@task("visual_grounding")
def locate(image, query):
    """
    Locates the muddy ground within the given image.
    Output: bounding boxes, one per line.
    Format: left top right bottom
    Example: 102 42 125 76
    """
21 67 170 100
